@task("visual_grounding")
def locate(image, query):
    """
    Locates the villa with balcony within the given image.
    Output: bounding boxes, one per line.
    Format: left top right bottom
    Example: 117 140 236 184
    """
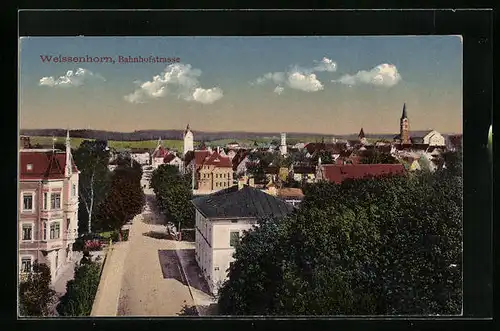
18 132 80 284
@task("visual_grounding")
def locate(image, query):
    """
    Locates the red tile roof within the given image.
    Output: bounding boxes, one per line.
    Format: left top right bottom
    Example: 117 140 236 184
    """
319 164 406 184
152 146 168 158
195 150 212 166
163 153 177 164
20 151 78 180
203 152 232 168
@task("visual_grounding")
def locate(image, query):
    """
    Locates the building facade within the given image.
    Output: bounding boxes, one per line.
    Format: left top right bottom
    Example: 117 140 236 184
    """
19 132 80 283
183 124 194 156
192 186 295 295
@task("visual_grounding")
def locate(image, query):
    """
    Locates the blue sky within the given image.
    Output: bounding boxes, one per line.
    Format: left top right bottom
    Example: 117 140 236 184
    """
19 36 462 134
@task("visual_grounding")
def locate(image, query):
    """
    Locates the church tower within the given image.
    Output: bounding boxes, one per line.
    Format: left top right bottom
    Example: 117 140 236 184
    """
358 127 367 145
183 124 194 156
279 132 287 156
400 103 410 144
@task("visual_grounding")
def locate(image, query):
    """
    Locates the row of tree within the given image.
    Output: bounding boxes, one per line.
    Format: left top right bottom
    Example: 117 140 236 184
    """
217 151 462 315
72 140 145 235
149 165 195 234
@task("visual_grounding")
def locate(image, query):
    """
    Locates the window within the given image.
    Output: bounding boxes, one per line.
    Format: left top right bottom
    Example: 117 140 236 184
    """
43 192 48 210
42 221 47 240
22 193 33 211
215 266 219 271
230 231 240 247
22 224 32 241
55 250 59 270
21 257 32 273
72 184 76 197
51 193 61 209
50 222 60 239
67 218 70 230
26 164 33 171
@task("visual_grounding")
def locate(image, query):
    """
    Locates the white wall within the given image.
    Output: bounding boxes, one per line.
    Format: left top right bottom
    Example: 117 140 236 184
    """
424 131 445 146
194 209 259 294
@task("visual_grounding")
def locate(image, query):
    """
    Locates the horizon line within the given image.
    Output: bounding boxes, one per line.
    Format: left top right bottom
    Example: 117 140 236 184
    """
20 127 462 136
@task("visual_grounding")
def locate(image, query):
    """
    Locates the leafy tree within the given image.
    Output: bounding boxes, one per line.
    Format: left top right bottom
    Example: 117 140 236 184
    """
19 262 57 317
150 164 195 233
57 261 101 316
218 156 462 315
95 167 145 237
359 150 398 164
73 140 111 234
312 151 333 165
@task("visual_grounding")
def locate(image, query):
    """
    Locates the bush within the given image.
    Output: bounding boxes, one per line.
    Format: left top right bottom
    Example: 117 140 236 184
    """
120 229 130 241
57 261 101 316
73 237 85 252
19 262 57 316
110 230 120 242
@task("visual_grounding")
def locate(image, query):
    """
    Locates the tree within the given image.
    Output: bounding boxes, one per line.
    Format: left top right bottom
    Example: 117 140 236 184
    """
57 261 101 316
359 150 398 164
73 140 111 234
218 164 462 315
95 167 145 236
150 164 195 234
19 262 57 316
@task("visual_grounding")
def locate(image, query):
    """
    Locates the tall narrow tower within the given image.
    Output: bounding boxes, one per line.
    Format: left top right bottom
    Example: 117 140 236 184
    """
279 132 287 155
183 124 194 156
65 130 73 177
400 103 410 144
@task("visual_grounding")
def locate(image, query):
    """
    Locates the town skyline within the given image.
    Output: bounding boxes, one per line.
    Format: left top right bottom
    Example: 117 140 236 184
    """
20 36 462 135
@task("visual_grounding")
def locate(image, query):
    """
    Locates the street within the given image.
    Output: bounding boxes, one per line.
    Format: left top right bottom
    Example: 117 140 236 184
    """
116 190 195 316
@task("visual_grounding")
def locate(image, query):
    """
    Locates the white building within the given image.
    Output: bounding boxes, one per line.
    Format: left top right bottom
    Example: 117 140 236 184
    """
411 130 446 146
130 150 150 165
183 124 194 156
163 153 184 173
192 185 295 295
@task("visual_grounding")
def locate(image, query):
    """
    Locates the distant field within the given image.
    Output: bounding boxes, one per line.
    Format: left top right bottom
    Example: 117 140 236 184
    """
28 135 384 151
29 136 184 150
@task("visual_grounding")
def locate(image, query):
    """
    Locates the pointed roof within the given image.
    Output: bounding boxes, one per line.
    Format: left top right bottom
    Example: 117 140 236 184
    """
358 128 365 139
20 150 78 180
401 103 408 119
184 124 191 135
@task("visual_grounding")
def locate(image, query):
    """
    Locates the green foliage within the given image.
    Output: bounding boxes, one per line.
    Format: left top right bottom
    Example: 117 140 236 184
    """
218 152 463 315
359 150 398 164
95 166 145 233
57 261 101 316
150 164 195 230
73 140 112 234
19 262 57 317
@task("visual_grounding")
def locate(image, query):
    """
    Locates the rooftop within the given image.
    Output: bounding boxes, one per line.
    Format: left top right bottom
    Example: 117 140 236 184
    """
192 185 295 220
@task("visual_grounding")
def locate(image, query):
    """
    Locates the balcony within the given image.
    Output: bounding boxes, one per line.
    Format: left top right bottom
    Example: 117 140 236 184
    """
40 210 64 219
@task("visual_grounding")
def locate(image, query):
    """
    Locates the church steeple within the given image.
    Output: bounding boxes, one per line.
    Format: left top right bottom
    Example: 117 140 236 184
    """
400 103 410 144
401 103 408 120
358 127 365 139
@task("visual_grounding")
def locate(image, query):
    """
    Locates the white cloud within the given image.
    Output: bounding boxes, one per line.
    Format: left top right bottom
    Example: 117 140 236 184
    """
287 71 323 92
125 63 223 104
312 57 337 72
252 57 334 93
274 86 284 95
192 87 223 104
39 68 105 87
334 63 402 87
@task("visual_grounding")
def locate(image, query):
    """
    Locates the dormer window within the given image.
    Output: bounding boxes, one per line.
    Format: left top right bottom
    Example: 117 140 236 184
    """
26 164 33 171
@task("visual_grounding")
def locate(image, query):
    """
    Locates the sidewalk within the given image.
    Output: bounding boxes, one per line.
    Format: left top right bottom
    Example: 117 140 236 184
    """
175 241 217 315
90 241 130 316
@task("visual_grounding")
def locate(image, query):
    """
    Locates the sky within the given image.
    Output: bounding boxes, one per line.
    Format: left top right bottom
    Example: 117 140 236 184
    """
19 36 462 135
